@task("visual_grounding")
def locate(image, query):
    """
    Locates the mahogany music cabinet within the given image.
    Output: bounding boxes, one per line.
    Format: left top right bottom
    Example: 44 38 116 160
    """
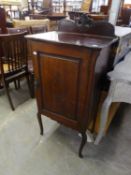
26 31 117 157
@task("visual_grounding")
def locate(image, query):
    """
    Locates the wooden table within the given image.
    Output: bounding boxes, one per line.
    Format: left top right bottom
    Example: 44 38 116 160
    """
45 13 67 21
88 14 108 21
30 13 66 21
26 31 117 157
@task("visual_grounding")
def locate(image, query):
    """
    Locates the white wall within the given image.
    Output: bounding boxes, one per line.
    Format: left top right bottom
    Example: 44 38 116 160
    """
109 0 122 25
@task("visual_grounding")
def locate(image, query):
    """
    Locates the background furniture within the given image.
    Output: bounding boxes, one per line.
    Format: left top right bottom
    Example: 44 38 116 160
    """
29 13 47 19
0 32 32 110
7 27 30 34
68 11 108 21
13 19 50 30
30 25 48 33
120 8 131 26
6 25 48 99
26 21 117 157
114 26 131 65
100 5 110 15
88 14 108 21
6 27 33 97
44 13 66 21
0 7 50 31
27 0 43 13
52 0 83 13
0 8 6 88
68 11 88 20
0 3 21 19
90 26 131 135
58 18 115 36
29 13 66 30
95 51 131 144
0 7 7 33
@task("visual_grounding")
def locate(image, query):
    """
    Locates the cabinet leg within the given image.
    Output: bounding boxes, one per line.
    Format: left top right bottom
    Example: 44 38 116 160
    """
37 113 43 135
79 132 87 158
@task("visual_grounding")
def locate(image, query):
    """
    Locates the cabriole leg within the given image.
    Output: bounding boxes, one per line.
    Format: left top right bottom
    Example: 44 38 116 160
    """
79 132 87 158
37 113 43 135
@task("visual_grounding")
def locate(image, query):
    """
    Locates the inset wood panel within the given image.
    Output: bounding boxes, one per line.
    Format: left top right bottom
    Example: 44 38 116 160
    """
39 53 81 121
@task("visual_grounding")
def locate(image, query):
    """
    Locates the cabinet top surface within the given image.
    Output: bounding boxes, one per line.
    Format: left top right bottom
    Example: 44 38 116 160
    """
26 31 117 49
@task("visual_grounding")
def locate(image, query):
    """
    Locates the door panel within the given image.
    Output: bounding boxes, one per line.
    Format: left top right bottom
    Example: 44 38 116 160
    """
39 53 81 121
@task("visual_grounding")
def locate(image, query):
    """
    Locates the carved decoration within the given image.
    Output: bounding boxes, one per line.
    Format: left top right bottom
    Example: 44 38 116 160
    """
76 14 94 28
58 15 115 37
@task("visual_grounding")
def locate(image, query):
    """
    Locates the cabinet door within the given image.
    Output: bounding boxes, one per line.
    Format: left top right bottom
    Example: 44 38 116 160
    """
44 56 79 117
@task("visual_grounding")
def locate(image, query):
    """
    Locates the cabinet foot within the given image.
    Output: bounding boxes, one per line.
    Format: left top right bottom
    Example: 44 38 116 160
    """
79 132 87 158
37 113 43 135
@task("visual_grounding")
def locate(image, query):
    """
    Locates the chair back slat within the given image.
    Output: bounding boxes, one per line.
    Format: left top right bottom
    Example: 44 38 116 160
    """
0 32 28 76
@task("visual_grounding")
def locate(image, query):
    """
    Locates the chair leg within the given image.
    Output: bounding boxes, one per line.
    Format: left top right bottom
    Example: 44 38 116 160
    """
94 97 112 145
4 83 15 111
14 80 18 90
0 77 3 89
17 79 21 89
29 72 35 98
26 74 33 98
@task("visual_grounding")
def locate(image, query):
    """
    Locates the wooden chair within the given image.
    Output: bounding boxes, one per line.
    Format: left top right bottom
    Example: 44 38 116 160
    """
7 27 36 97
0 32 32 110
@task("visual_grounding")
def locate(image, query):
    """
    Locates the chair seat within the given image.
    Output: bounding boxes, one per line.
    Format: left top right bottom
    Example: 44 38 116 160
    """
0 64 27 75
0 64 9 74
